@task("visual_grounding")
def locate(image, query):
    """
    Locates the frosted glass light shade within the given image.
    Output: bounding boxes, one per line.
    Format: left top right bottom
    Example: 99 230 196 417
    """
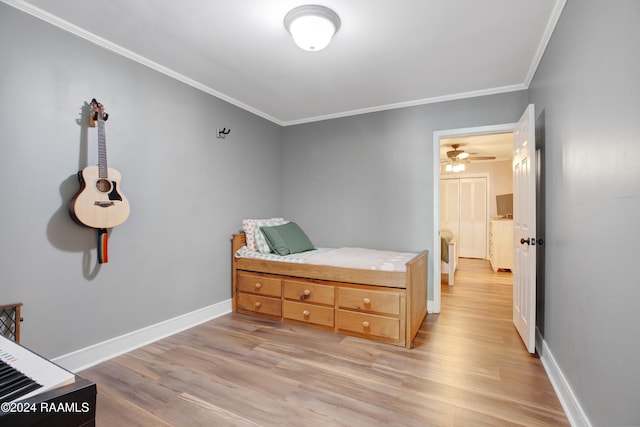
284 5 341 52
446 162 466 173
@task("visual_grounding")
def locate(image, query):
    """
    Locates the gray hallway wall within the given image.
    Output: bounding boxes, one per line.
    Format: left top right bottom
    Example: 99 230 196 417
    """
528 0 640 425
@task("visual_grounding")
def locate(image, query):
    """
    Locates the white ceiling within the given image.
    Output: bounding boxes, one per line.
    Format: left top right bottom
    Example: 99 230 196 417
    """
5 0 563 126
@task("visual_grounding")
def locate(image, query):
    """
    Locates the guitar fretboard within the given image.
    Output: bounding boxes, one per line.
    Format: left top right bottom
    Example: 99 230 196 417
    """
97 118 108 179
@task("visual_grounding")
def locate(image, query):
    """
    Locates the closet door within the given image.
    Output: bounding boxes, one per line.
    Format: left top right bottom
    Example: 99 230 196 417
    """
440 179 460 242
459 178 487 258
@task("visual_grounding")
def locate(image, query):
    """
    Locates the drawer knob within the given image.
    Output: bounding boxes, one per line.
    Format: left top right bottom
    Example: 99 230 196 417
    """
362 321 370 328
362 297 371 305
302 310 310 317
255 283 262 289
255 302 262 308
300 289 311 301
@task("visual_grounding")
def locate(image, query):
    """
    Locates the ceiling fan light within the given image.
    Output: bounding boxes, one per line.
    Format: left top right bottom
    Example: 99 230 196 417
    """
457 152 470 159
284 5 341 52
450 163 465 173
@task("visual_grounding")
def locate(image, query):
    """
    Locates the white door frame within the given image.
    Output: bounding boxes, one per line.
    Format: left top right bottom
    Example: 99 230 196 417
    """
432 123 517 313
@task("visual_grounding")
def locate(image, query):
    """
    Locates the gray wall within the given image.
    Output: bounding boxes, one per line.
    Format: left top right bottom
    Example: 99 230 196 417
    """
0 4 283 358
4 1 638 424
528 1 640 425
282 92 528 299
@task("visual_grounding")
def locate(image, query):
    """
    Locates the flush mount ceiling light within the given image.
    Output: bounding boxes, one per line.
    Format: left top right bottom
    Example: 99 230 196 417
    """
284 5 341 52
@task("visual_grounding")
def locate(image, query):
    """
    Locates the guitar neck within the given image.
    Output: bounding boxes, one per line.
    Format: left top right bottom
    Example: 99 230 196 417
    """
97 118 108 178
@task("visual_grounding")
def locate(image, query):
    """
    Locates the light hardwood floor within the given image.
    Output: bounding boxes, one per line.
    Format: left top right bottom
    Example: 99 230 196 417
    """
81 258 569 426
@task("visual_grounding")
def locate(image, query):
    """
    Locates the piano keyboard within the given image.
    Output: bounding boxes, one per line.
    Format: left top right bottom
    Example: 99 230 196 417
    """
0 336 74 403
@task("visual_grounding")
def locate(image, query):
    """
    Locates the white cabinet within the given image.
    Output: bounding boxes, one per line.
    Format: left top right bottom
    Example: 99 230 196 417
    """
489 219 513 272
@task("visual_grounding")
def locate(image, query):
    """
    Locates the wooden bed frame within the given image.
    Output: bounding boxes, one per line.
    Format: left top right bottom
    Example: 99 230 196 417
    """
441 240 458 286
231 233 428 348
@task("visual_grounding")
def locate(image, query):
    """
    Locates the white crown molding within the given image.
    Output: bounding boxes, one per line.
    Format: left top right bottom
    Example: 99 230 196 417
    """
0 0 285 126
2 0 566 127
281 84 527 126
524 0 568 87
290 0 569 129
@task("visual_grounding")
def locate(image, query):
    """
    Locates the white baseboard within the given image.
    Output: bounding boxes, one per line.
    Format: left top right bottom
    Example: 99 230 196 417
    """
53 299 232 373
536 329 592 427
427 299 438 314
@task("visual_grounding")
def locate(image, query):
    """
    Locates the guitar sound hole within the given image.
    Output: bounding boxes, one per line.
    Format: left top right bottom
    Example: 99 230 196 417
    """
95 179 112 193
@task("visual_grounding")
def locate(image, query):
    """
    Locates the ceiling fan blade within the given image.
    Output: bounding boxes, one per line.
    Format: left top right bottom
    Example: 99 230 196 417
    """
468 156 496 161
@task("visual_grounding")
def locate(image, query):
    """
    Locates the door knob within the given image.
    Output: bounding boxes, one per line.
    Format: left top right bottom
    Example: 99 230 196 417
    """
520 237 543 246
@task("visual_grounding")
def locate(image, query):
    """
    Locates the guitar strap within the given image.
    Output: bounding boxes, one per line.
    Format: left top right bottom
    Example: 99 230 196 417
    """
97 228 109 264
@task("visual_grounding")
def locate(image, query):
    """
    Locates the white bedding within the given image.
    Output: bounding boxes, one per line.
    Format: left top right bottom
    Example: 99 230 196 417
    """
235 246 416 272
234 246 333 263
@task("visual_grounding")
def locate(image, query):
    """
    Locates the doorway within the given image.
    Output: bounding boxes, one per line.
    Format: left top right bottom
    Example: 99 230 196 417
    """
431 123 517 314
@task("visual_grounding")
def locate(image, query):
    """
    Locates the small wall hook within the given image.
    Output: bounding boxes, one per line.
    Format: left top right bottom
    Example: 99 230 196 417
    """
217 127 231 138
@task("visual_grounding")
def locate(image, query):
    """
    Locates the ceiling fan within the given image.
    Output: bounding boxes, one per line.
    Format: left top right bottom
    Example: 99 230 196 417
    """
445 144 496 161
443 144 496 172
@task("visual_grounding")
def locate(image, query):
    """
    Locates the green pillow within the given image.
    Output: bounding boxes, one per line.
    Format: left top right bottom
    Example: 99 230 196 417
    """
260 222 315 255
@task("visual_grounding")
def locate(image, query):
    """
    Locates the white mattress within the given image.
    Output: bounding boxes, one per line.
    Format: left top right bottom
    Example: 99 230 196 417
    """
235 246 416 272
234 246 333 263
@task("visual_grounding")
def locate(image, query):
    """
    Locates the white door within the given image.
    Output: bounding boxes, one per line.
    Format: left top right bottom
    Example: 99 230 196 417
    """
459 177 487 258
513 104 537 354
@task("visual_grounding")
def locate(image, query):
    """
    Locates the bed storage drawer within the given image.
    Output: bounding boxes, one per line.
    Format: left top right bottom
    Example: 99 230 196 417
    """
237 272 282 297
283 300 334 327
337 310 400 341
283 280 335 305
337 287 401 316
237 293 281 317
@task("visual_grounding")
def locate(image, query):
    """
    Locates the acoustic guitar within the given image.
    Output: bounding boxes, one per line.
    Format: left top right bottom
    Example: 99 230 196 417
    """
69 99 130 229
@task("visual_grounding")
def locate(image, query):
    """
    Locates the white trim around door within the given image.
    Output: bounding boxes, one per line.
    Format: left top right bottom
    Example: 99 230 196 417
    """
432 123 516 313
